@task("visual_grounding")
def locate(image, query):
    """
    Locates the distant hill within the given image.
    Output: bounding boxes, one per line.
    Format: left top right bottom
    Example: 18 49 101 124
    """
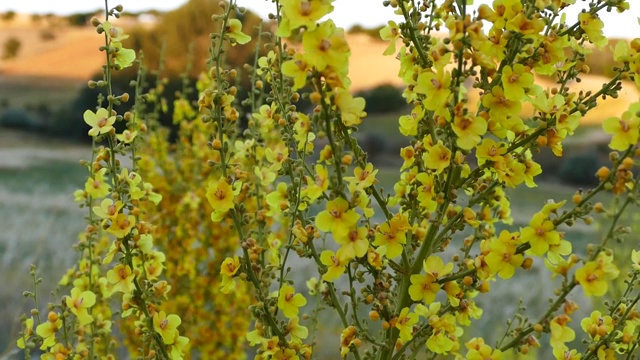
0 6 637 126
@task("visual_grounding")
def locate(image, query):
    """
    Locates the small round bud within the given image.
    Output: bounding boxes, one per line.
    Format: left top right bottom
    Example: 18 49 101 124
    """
594 202 604 213
596 166 610 181
533 323 543 332
369 311 380 321
47 312 59 323
536 136 547 147
521 258 533 270
572 194 582 204
212 139 222 150
310 92 322 104
341 154 353 165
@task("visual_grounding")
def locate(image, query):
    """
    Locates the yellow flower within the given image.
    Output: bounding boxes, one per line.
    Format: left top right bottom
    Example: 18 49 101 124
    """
277 0 334 37
501 64 533 101
426 313 462 354
550 314 575 350
400 145 416 170
35 312 62 350
302 20 350 72
345 163 377 190
221 256 241 277
506 12 544 36
169 335 189 359
395 307 418 342
340 326 358 357
206 177 236 221
409 272 439 303
226 18 251 45
521 212 560 256
373 213 411 259
266 182 290 216
277 284 307 318
273 348 300 360
575 253 620 297
415 69 452 111
484 230 523 279
493 154 526 188
265 143 289 172
580 310 613 341
423 140 452 174
320 250 347 282
399 104 424 137
476 138 506 165
65 288 96 326
415 172 437 212
84 108 115 137
102 21 129 42
602 104 640 151
153 311 182 344
315 197 360 239
334 226 369 260
16 317 34 349
452 115 487 150
107 213 136 238
335 87 367 127
106 264 135 293
282 53 311 91
578 12 607 47
92 198 123 221
465 337 503 360
110 42 136 69
116 129 138 143
481 86 521 121
304 164 329 202
287 317 309 344
632 249 640 271
380 21 401 55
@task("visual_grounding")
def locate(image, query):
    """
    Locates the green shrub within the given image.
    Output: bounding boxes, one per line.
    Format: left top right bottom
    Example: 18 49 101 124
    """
356 84 407 114
2 37 21 60
557 150 602 186
0 108 41 131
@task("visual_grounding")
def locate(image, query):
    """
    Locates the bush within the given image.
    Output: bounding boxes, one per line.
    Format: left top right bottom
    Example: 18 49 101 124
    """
2 37 21 60
356 84 406 114
0 108 41 131
0 10 15 23
557 150 603 186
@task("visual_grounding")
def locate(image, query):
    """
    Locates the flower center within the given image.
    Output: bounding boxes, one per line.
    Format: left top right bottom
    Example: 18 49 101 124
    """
320 39 332 51
98 117 108 128
300 1 311 16
215 189 225 200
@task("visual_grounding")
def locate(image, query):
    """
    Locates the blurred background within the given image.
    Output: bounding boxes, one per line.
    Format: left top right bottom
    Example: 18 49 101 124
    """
0 0 639 357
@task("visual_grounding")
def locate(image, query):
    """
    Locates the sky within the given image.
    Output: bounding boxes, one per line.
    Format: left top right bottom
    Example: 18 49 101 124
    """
0 0 638 38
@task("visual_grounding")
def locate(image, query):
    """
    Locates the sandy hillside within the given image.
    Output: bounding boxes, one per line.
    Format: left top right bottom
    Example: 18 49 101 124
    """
0 13 106 80
0 13 636 125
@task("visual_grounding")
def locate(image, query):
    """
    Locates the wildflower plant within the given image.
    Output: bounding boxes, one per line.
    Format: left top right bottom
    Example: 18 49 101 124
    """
17 0 640 359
